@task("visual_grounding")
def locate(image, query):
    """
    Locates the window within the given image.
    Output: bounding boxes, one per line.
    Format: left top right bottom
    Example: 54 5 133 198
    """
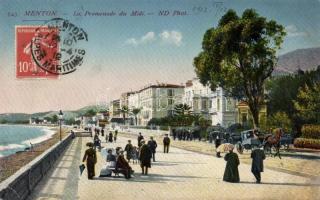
226 98 233 111
168 99 174 105
209 100 212 108
194 99 199 110
217 98 220 111
201 99 207 110
167 89 174 97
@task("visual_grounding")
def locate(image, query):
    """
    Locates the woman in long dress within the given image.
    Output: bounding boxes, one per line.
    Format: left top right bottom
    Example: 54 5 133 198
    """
82 142 97 179
223 144 240 183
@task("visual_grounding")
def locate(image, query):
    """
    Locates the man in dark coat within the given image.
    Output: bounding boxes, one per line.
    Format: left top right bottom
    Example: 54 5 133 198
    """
82 142 97 179
147 136 158 162
251 146 266 183
223 145 240 183
137 132 144 148
124 140 133 162
108 131 113 143
163 134 170 153
101 128 104 137
139 140 152 175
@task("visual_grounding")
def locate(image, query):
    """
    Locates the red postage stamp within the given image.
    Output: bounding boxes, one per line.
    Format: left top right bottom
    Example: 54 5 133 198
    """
15 26 59 79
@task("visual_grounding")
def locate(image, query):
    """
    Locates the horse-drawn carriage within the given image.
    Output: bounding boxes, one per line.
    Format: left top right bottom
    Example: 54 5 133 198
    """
236 129 264 154
236 129 293 157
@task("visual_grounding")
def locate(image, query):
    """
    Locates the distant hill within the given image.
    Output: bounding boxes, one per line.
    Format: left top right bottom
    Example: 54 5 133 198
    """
0 105 108 124
275 47 320 74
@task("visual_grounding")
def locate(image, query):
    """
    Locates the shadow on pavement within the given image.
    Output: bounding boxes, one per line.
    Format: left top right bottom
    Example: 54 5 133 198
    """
154 161 207 165
96 173 208 183
240 181 320 187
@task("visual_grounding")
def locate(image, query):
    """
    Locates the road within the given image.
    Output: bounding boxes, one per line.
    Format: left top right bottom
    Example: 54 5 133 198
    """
28 135 319 200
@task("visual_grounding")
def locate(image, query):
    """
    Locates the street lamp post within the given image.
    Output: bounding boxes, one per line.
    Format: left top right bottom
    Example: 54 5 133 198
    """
58 110 64 141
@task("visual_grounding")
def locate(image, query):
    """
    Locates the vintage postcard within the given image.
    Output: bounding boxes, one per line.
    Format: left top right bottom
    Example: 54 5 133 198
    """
0 0 319 200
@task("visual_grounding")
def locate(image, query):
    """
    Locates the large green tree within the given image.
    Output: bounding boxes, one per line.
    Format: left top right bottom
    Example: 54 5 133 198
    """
194 9 286 128
294 83 320 124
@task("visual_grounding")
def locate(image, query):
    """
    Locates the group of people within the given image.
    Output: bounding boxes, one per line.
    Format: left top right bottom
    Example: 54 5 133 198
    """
85 130 266 184
82 131 172 179
172 129 197 141
222 144 266 184
105 130 118 143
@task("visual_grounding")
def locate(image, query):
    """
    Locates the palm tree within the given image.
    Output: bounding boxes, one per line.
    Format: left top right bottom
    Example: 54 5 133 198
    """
119 105 129 124
174 103 192 116
174 104 192 126
131 108 142 126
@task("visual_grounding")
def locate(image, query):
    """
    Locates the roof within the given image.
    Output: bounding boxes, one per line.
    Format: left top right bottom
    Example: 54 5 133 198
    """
138 83 184 92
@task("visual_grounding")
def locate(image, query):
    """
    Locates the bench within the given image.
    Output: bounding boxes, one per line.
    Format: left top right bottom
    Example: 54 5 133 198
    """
109 168 133 178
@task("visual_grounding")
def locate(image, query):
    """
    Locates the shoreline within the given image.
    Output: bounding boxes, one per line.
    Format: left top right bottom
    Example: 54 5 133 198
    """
0 127 70 183
0 125 56 158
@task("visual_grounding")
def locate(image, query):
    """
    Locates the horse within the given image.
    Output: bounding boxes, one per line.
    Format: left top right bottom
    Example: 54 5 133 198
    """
263 128 283 159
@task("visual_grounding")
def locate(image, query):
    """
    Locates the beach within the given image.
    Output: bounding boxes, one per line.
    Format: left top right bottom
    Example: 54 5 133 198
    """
0 126 70 183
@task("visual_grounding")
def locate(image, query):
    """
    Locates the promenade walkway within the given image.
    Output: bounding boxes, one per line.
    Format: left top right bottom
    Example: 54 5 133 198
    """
28 135 319 200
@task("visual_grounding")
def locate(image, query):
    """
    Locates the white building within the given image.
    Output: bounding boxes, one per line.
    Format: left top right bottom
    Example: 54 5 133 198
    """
184 78 237 127
127 83 184 126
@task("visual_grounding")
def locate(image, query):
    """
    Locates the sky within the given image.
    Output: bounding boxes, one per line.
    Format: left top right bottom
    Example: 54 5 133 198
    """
1 0 320 113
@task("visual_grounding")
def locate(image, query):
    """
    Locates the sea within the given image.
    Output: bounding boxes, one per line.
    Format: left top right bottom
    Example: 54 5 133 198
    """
0 125 55 158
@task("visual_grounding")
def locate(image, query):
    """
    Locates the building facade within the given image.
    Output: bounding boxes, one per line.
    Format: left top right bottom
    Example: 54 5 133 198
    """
184 78 238 127
127 83 184 126
109 99 121 119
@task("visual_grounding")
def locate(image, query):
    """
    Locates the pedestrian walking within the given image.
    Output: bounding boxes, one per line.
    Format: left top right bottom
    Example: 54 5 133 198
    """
137 132 144 148
139 140 152 175
114 130 118 142
147 136 158 162
82 142 97 180
124 140 133 163
223 144 240 183
163 134 170 153
101 128 104 137
108 131 113 143
251 146 266 183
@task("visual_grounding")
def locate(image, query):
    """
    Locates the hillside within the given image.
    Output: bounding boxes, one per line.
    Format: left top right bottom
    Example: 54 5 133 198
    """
275 47 320 74
0 105 108 123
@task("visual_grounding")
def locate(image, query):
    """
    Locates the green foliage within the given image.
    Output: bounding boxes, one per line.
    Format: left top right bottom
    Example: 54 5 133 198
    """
174 104 192 116
301 125 320 139
267 112 292 132
194 9 286 128
84 109 97 117
51 115 58 123
65 118 79 125
294 138 320 149
0 119 8 124
267 68 320 134
294 83 320 124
